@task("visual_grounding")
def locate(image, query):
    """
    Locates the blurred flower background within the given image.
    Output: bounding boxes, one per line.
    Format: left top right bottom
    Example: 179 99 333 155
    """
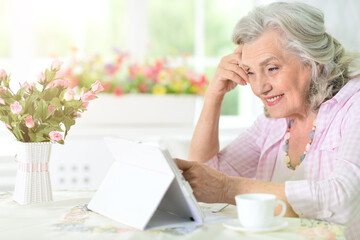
0 0 359 118
61 49 208 96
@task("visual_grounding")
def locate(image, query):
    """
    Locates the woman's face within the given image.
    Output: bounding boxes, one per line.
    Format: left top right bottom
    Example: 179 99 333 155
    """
241 30 312 119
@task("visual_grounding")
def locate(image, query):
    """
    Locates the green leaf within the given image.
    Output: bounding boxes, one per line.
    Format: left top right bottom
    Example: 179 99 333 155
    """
64 100 82 109
43 88 59 101
45 69 56 83
30 86 41 96
26 93 39 102
0 106 10 111
45 119 61 127
24 100 35 114
63 107 74 116
43 122 63 132
34 100 48 120
36 134 47 142
19 114 29 121
0 115 10 123
35 126 62 142
53 109 64 119
50 98 62 108
19 123 30 142
63 116 75 138
0 90 13 99
12 127 24 142
28 132 36 142
59 89 67 100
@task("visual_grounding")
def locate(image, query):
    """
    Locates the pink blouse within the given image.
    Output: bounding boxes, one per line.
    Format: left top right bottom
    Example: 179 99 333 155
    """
206 78 360 239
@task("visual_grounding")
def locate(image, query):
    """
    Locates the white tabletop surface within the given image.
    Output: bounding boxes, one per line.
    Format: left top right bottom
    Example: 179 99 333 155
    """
0 190 345 240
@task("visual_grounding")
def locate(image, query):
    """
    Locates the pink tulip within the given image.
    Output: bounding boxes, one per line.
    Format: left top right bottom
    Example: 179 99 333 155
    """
0 98 4 105
49 131 63 141
101 81 111 92
10 101 22 114
80 91 96 102
0 88 5 92
4 122 11 129
38 72 46 83
81 101 89 109
48 105 56 114
73 111 81 118
91 80 104 93
63 78 70 88
0 69 6 79
20 81 29 88
48 79 69 88
51 59 63 70
80 88 86 96
64 89 75 101
21 81 36 91
24 115 35 128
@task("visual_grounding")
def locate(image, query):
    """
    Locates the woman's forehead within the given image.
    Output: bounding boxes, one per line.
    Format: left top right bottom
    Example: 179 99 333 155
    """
242 30 286 67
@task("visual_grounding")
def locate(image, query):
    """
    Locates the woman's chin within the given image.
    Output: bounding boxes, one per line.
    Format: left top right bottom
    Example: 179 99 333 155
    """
264 107 286 119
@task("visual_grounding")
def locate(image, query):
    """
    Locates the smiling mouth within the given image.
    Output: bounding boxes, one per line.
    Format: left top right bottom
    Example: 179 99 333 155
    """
266 94 284 102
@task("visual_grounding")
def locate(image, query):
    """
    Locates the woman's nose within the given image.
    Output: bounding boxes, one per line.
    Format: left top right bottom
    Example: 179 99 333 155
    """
260 81 272 95
254 75 272 95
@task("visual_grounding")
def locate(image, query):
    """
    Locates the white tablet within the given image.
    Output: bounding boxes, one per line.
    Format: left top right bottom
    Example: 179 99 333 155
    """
87 137 204 230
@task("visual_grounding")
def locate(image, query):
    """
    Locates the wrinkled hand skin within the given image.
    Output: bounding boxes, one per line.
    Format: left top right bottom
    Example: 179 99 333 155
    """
205 45 248 98
174 158 299 217
174 158 230 203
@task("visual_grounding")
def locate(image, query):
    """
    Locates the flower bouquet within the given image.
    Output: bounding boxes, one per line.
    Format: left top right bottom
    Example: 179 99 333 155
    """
0 60 104 204
62 49 208 96
0 60 103 144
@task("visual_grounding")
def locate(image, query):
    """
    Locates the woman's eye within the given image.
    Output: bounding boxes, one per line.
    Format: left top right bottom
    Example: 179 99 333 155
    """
247 71 254 75
268 67 278 72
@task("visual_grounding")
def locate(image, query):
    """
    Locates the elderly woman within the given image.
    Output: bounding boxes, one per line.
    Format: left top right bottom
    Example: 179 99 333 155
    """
175 2 360 239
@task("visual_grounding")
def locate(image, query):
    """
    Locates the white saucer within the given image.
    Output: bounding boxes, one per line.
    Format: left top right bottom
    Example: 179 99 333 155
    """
223 219 288 233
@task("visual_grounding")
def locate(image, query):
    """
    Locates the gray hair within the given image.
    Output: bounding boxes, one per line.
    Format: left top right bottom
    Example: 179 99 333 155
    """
232 1 360 114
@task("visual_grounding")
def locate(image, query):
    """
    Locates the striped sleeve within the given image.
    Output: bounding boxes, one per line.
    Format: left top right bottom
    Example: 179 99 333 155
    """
205 114 266 178
285 101 360 226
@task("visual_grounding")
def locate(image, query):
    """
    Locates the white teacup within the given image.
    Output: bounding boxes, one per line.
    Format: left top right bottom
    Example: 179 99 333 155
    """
235 193 286 228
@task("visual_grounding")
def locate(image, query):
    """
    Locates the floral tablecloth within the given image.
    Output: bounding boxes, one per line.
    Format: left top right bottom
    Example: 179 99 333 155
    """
0 191 345 240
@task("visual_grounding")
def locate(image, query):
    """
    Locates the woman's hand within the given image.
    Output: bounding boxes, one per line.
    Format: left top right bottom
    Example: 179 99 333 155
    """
175 158 299 216
174 158 231 203
206 45 248 97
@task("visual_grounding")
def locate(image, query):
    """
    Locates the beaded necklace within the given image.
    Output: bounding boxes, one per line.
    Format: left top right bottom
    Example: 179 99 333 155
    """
283 119 316 170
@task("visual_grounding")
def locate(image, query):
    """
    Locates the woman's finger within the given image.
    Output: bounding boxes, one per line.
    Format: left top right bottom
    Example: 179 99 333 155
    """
174 158 193 171
221 52 242 66
216 68 246 86
222 62 248 84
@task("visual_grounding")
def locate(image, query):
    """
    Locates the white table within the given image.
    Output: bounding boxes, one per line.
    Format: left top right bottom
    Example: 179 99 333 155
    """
0 191 345 240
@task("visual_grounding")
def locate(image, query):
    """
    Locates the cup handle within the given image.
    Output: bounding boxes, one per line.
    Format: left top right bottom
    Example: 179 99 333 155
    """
274 200 287 219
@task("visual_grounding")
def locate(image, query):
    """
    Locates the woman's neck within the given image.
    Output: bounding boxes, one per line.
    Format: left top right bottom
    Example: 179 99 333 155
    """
290 111 317 130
